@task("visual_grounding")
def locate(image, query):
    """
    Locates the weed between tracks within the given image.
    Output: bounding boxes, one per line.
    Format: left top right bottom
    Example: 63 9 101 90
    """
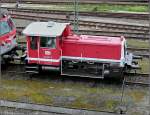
127 90 146 102
31 4 148 12
139 58 149 73
5 3 148 13
127 39 149 49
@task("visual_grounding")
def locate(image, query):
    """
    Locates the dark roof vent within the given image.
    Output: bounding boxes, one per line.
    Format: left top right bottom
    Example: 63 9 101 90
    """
47 21 55 27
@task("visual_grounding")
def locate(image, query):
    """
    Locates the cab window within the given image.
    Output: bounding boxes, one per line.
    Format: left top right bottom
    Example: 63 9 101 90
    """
40 37 55 48
30 36 37 50
0 21 11 36
7 18 15 30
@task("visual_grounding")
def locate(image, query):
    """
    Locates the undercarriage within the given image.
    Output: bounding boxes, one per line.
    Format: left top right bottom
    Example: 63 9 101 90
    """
61 59 123 79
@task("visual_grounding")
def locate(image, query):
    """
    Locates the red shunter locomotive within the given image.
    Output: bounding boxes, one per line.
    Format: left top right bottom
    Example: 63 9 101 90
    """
23 21 140 78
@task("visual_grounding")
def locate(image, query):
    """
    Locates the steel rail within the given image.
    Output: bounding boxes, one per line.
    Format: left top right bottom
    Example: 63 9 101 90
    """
124 74 150 86
6 8 148 31
5 7 148 20
0 0 148 5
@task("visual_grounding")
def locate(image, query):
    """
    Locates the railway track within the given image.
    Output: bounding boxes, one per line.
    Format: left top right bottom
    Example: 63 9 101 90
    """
2 62 150 84
6 7 148 20
3 64 150 86
125 73 150 86
9 8 148 29
1 0 148 5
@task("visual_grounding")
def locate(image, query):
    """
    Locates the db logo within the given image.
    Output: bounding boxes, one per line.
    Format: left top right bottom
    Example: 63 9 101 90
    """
45 51 51 55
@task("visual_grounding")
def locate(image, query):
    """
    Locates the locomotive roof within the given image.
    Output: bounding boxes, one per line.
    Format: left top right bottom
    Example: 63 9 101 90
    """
65 35 125 45
23 21 70 37
80 35 125 45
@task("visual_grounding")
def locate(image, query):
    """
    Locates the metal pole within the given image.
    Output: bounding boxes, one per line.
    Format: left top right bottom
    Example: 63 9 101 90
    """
0 0 2 81
74 0 79 33
120 76 126 105
148 0 150 115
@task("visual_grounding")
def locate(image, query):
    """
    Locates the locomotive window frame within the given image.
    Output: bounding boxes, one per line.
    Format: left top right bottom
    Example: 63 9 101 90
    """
40 37 56 48
7 18 15 30
0 21 11 36
30 36 38 50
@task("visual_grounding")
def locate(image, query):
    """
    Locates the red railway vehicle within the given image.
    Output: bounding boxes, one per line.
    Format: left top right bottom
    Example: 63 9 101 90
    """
23 21 140 78
0 9 17 63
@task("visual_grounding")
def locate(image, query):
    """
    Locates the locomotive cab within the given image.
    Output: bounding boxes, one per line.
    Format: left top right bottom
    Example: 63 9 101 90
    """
23 21 70 73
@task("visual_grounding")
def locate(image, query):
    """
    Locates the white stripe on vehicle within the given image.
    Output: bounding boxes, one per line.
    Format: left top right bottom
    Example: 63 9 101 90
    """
28 57 60 62
61 56 121 63
28 56 121 63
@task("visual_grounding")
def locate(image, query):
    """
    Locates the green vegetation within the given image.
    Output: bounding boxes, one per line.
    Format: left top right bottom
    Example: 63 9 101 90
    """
139 58 149 73
25 4 148 12
0 80 52 103
127 39 149 49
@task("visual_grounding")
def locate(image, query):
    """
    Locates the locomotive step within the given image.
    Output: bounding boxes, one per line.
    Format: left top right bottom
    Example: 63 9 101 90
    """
25 65 39 74
25 66 39 69
26 71 39 74
61 73 104 79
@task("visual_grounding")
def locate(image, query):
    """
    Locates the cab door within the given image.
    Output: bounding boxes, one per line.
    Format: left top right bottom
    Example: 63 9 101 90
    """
27 36 39 64
39 37 61 66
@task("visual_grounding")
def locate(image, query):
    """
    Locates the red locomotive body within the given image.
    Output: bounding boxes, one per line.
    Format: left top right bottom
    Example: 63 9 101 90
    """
62 35 122 61
23 21 137 78
0 9 17 63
